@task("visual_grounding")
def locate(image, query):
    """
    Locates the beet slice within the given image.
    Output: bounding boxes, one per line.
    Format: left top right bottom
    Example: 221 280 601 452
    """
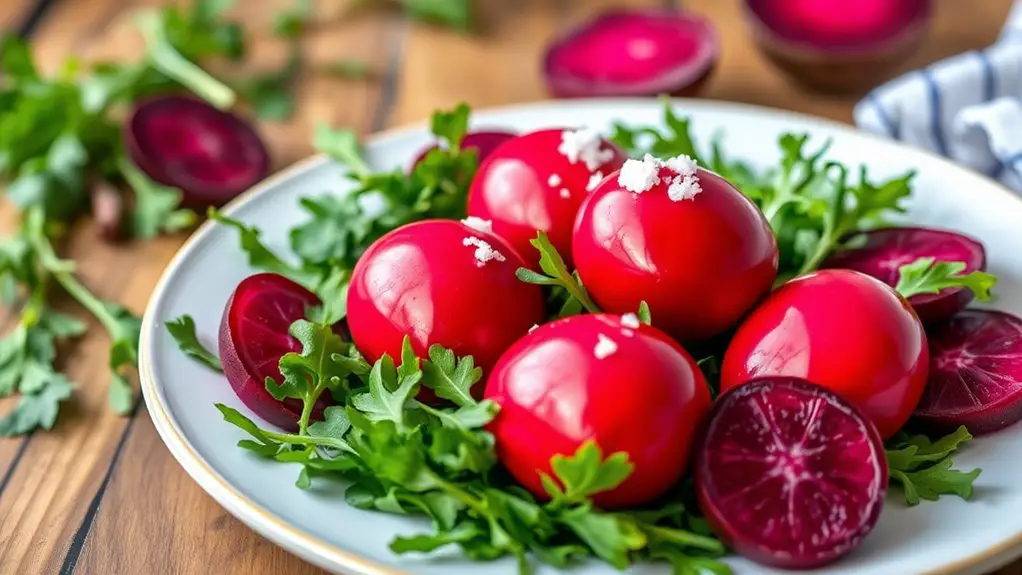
410 130 516 171
744 0 932 92
218 273 331 431
543 10 719 99
697 377 887 569
125 95 270 208
914 310 1022 435
823 227 986 324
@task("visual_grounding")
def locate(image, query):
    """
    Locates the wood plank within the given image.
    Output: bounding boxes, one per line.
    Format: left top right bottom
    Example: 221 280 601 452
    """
0 0 35 31
697 0 1014 123
67 2 401 573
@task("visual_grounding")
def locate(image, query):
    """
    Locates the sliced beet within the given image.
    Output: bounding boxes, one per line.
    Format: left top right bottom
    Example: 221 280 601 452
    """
697 377 886 569
914 310 1022 435
823 227 986 324
543 10 718 99
125 95 270 208
218 273 331 431
410 130 517 171
744 0 932 92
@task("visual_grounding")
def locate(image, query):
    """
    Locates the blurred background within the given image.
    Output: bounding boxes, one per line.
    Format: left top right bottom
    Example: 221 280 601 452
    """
0 1 1019 574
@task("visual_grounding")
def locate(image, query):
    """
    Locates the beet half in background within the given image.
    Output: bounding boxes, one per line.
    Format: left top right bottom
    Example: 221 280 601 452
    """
543 10 719 98
743 0 933 92
126 95 270 208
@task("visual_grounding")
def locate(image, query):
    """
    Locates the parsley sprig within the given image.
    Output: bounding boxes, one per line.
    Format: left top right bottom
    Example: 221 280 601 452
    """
217 322 729 573
886 426 981 505
516 231 600 317
895 257 997 301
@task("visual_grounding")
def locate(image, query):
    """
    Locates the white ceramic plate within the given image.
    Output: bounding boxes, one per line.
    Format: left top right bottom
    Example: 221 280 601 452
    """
141 99 1022 575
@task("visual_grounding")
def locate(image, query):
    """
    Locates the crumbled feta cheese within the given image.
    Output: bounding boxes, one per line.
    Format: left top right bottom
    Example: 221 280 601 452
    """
587 171 604 192
559 188 571 199
547 173 562 187
462 236 506 267
594 333 618 359
666 173 702 201
618 156 661 194
617 153 702 200
528 324 539 333
460 216 493 234
620 313 641 329
558 127 614 172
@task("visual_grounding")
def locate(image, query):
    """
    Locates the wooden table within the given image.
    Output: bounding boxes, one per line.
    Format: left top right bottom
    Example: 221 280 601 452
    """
0 0 1018 573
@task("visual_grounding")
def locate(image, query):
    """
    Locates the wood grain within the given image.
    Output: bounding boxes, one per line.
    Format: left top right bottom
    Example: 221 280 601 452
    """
1 0 1021 574
0 0 39 32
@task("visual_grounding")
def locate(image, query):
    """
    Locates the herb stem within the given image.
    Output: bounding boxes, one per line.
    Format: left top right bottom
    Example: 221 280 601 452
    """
135 11 236 109
263 428 352 453
638 523 726 554
432 474 487 515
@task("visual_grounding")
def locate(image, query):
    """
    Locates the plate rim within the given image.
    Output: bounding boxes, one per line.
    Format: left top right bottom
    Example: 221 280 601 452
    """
140 97 1022 575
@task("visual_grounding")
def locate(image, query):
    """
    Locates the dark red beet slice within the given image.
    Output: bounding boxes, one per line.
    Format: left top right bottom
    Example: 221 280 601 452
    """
125 95 270 208
697 377 887 569
543 10 719 99
411 130 517 171
744 0 932 92
914 310 1022 435
218 273 331 431
823 227 986 324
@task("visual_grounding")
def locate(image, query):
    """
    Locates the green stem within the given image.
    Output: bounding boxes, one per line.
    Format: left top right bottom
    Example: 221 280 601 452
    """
296 385 325 436
263 428 352 453
639 523 726 554
135 11 236 109
432 474 487 516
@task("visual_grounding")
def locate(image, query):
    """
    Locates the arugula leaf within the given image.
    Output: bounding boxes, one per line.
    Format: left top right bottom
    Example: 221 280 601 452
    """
118 156 195 238
637 301 651 325
421 344 482 407
516 231 600 314
349 337 422 429
398 0 473 30
314 124 371 176
540 440 633 505
166 314 221 371
886 426 981 505
0 375 74 436
556 507 646 569
208 208 305 278
266 319 354 432
895 257 997 301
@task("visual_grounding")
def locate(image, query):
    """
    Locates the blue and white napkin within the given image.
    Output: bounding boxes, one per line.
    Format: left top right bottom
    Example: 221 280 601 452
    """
854 1 1022 190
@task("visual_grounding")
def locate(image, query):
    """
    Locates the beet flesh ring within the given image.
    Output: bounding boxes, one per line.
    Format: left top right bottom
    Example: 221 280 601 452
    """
743 0 933 92
125 95 270 208
543 10 719 98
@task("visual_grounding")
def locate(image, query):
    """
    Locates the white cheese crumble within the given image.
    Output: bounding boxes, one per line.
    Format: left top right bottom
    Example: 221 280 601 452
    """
616 153 702 201
462 236 506 267
559 188 571 199
528 324 539 333
547 173 562 187
620 313 641 329
594 333 618 359
618 155 661 194
460 216 493 234
558 127 614 172
587 171 604 192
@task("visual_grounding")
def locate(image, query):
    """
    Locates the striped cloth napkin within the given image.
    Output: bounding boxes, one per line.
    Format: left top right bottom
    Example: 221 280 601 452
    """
853 1 1022 190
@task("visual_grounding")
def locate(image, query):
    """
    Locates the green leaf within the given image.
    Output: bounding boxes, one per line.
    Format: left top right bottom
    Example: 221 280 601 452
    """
541 440 634 504
119 156 195 238
886 426 981 506
1 35 39 80
108 373 135 414
516 231 600 314
165 314 221 371
637 301 651 325
397 0 473 30
391 522 481 554
421 345 481 407
307 405 351 440
208 208 304 278
216 403 283 450
349 342 421 429
314 124 370 176
557 507 646 570
321 60 372 80
289 194 368 267
0 376 74 436
895 257 997 301
429 102 471 148
272 0 310 38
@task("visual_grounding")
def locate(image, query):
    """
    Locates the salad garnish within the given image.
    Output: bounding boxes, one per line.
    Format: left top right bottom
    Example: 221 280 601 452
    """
170 99 1008 571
